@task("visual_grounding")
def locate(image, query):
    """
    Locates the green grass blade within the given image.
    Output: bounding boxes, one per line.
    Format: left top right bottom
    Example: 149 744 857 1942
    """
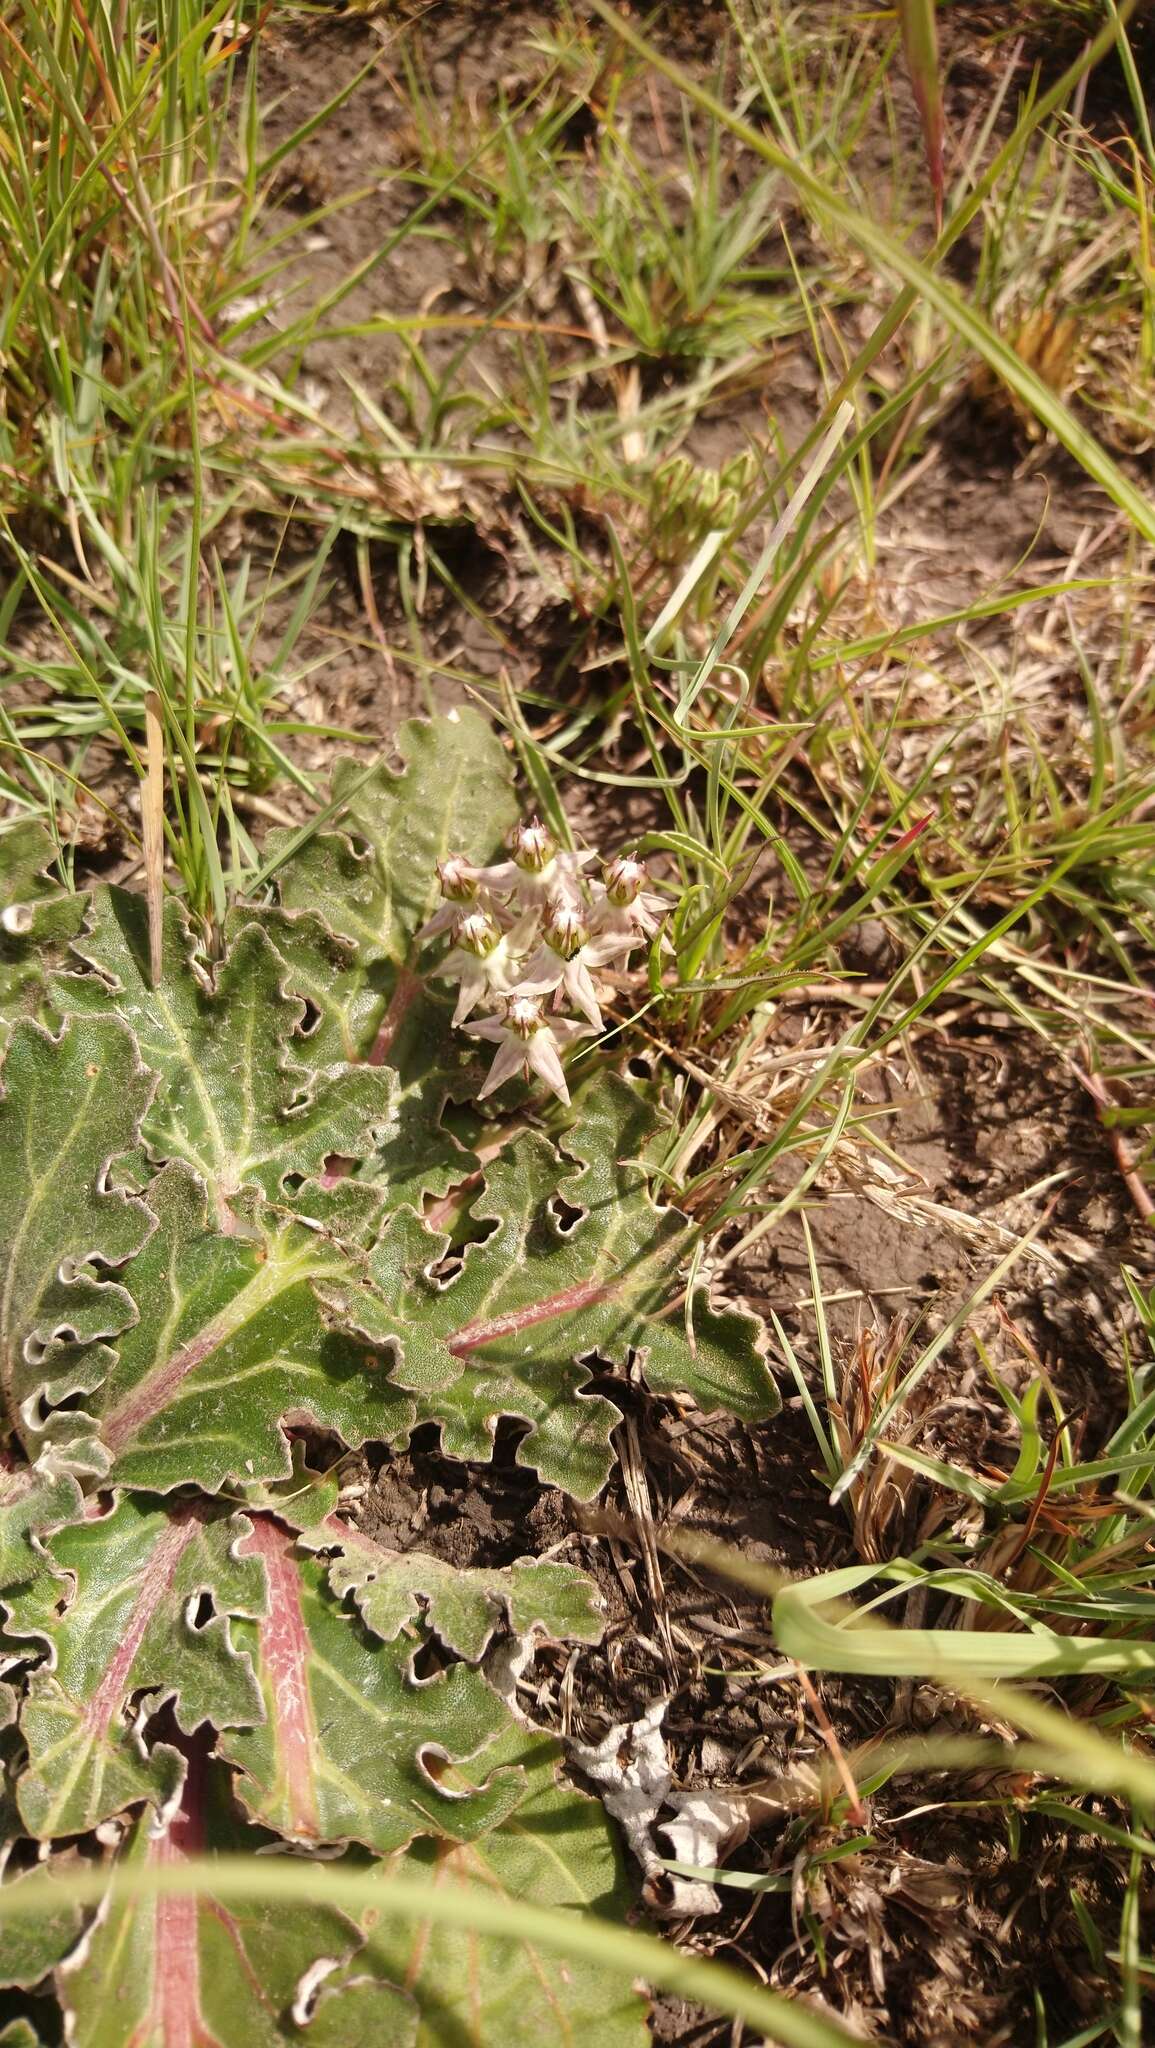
0 1858 861 2048
899 0 944 226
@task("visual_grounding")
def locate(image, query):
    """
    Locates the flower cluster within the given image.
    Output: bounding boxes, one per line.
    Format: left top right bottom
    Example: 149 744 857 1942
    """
419 819 666 1107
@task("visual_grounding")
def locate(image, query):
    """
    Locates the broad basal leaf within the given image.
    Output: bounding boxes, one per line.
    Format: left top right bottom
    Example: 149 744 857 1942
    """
254 709 519 1198
78 1163 414 1494
319 1078 776 1499
0 1468 81 1612
0 1860 86 1993
10 1495 264 1839
58 1754 413 2048
220 1516 537 1855
244 906 480 1210
310 1729 649 2048
0 1674 83 1990
270 710 519 979
301 1516 603 1662
0 1017 155 1449
0 820 86 1018
54 896 394 1227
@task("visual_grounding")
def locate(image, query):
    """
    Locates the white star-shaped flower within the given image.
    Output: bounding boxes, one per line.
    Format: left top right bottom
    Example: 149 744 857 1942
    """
476 816 597 912
432 908 538 1026
464 995 593 1106
417 852 490 942
588 853 667 942
517 903 633 1030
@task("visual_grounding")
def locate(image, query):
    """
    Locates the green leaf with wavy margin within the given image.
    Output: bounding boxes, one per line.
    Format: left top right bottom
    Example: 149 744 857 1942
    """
318 1078 776 1499
268 710 519 1001
245 904 478 1212
0 1865 85 1995
312 1729 649 2047
56 1755 407 2048
53 899 395 1229
219 1517 552 1855
71 1163 413 1493
0 1469 81 1605
255 710 519 1202
0 1017 155 1452
0 820 86 1018
9 1495 265 1839
301 1516 604 1661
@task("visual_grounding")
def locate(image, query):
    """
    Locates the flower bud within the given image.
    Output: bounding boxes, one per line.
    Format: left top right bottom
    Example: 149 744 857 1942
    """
437 854 479 904
503 993 545 1038
541 901 587 960
454 909 501 957
603 852 647 907
507 817 555 874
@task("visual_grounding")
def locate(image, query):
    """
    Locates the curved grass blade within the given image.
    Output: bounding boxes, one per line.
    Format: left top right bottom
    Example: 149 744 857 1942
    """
0 1854 863 2048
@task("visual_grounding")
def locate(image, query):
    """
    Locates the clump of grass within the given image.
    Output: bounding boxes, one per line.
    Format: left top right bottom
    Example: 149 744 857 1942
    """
0 0 254 534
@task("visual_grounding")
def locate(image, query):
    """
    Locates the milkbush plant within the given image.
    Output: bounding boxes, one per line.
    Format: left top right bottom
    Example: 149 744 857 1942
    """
0 713 775 2043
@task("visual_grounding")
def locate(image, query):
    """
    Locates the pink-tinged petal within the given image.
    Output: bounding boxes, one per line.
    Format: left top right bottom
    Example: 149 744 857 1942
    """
501 869 552 908
451 962 489 1026
584 929 634 968
563 961 603 1030
431 946 463 983
549 872 588 913
462 1011 509 1043
586 893 628 938
526 1029 570 1105
590 895 666 942
478 1036 527 1099
558 848 598 879
474 860 520 897
515 944 565 995
506 908 544 952
551 1016 597 1051
416 902 459 943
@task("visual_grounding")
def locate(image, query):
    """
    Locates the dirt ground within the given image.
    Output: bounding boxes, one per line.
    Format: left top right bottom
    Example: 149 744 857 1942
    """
203 5 1155 2040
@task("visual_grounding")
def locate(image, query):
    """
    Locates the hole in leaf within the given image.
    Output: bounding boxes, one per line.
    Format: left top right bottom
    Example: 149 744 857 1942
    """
627 1054 654 1080
421 1210 498 1290
415 1743 472 1799
320 1156 355 1186
424 1251 464 1289
138 1694 193 1755
438 1100 485 1150
548 1193 584 1235
292 1958 343 2027
41 1384 86 1414
188 1591 215 1632
284 1172 306 1193
297 998 322 1038
411 1634 454 1683
288 1424 347 1473
346 832 372 860
489 1413 536 1469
